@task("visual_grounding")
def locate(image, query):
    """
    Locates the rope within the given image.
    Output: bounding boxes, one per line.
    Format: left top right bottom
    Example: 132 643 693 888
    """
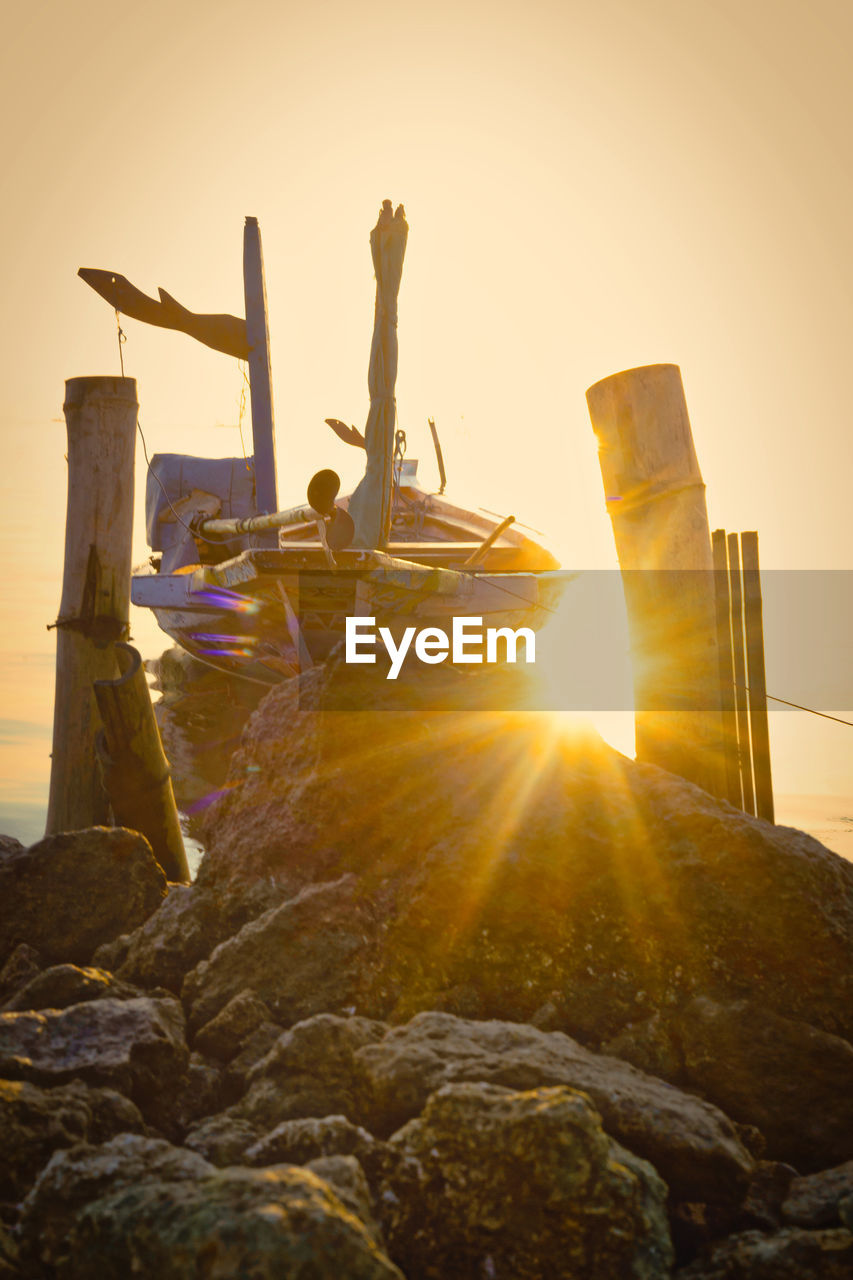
115 310 126 377
738 686 853 727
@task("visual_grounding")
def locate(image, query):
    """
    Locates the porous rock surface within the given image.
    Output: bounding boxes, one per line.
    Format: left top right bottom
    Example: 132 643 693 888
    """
0 996 187 1121
18 1133 402 1279
381 1080 673 1279
0 827 166 967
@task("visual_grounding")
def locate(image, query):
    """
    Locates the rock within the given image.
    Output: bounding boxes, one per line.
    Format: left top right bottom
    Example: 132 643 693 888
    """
18 1134 212 1265
305 1154 385 1249
93 878 297 995
0 944 44 1005
182 876 376 1034
602 1011 684 1083
676 997 853 1172
0 828 167 968
221 1020 283 1098
0 997 188 1123
234 1014 387 1132
0 1223 19 1276
196 667 853 1045
355 1012 754 1205
1 964 141 1012
165 1051 226 1134
736 1161 798 1232
782 1160 853 1228
0 1078 143 1202
841 1197 853 1231
245 1114 383 1171
183 1112 261 1165
381 1081 673 1280
0 836 24 855
19 1133 402 1278
92 884 225 993
193 988 273 1061
676 1227 853 1278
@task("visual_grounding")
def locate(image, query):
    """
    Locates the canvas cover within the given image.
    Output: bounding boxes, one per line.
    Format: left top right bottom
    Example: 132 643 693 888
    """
146 453 256 572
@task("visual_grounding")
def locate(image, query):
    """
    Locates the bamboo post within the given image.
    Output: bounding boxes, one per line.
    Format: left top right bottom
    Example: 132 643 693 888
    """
712 530 742 807
727 534 756 815
586 364 725 797
46 377 138 834
741 531 774 821
94 643 190 882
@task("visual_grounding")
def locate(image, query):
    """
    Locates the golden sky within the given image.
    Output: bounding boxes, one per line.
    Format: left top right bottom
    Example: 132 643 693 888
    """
1 0 851 810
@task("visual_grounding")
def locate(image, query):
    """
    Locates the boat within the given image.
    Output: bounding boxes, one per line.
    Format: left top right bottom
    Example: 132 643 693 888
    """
81 203 576 685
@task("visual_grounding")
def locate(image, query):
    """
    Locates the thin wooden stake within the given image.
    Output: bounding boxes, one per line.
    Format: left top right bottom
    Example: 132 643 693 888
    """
94 643 190 882
741 531 774 822
712 530 742 807
727 533 755 816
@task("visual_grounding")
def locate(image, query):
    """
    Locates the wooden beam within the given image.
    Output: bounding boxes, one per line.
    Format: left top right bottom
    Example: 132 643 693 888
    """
243 216 278 540
727 533 755 815
741 531 774 822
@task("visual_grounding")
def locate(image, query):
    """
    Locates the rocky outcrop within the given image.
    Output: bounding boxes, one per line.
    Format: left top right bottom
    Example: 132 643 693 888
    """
381 1081 673 1280
19 1133 402 1278
196 667 853 1049
0 828 166 967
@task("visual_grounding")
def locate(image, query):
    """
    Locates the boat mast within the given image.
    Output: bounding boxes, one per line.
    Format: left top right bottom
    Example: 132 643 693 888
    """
243 216 279 538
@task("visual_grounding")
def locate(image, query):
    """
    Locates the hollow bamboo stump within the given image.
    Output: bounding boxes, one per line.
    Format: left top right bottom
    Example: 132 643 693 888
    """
586 364 725 797
94 643 190 883
45 376 138 834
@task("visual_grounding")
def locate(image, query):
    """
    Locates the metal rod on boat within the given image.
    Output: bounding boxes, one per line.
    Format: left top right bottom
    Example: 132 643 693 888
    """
586 364 726 799
195 502 324 537
46 377 138 834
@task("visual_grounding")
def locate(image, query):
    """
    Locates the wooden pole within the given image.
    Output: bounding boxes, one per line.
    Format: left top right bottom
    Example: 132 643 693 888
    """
727 533 755 816
586 364 725 797
712 530 742 808
94 643 190 882
741 531 774 822
243 215 278 544
46 377 138 834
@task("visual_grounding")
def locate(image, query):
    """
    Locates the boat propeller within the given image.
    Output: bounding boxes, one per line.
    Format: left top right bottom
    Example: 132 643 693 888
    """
307 470 355 552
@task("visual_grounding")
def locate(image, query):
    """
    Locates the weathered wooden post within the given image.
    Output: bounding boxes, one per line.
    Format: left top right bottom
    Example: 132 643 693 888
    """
46 377 138 834
94 643 190 882
586 364 725 797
